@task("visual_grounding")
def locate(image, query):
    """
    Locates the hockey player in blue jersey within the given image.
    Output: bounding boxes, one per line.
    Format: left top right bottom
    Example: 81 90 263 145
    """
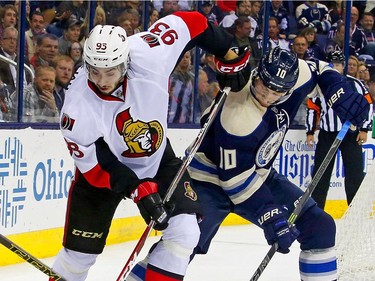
188 46 370 280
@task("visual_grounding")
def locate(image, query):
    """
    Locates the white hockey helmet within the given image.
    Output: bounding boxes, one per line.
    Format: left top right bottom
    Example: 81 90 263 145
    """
83 25 130 74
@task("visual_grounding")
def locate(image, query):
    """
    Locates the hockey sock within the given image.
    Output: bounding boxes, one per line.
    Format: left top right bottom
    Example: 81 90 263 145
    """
127 255 148 281
51 248 97 281
299 247 337 280
146 264 183 281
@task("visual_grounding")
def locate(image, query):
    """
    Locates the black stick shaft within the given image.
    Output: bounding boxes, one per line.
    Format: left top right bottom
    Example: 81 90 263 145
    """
0 233 66 281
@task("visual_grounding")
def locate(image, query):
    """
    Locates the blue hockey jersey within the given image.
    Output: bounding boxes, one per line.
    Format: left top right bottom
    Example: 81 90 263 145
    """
188 59 358 204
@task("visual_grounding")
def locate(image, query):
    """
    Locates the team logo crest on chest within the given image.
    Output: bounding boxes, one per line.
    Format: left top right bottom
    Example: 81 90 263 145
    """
116 109 163 157
256 107 289 168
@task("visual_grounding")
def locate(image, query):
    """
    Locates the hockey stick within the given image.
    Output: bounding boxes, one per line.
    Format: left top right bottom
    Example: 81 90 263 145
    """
116 86 231 281
0 233 67 281
249 120 352 281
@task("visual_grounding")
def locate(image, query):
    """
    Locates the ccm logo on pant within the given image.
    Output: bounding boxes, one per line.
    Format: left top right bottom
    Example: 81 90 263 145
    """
72 229 103 238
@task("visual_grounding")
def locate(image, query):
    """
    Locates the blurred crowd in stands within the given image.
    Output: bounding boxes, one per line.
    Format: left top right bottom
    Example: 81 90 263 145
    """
0 0 375 125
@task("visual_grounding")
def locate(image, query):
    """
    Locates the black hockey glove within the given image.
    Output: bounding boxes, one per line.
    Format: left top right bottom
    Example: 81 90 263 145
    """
257 205 299 254
131 181 173 231
214 47 251 92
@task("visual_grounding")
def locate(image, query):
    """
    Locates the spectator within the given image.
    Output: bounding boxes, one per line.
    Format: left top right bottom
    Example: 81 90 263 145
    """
11 66 59 123
168 50 194 124
153 0 192 13
229 16 261 69
220 0 259 38
66 41 83 71
358 61 371 87
260 0 289 37
158 0 180 18
299 26 325 60
249 0 262 28
14 0 30 29
327 6 366 45
25 10 47 61
200 1 218 26
30 33 59 70
360 12 375 43
58 16 82 55
0 4 17 39
45 1 87 37
0 77 14 121
327 0 344 25
124 0 141 11
201 52 218 86
296 1 331 34
80 4 106 40
148 8 159 27
101 2 128 26
119 9 142 34
0 26 18 93
258 17 290 51
347 55 360 77
306 50 373 209
117 17 134 37
0 26 31 94
197 69 215 121
291 34 309 59
56 0 86 26
325 22 358 57
350 6 368 58
359 12 375 60
51 55 74 112
291 35 309 126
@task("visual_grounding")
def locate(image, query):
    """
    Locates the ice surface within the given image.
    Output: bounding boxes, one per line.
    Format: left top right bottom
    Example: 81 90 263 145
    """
0 225 300 281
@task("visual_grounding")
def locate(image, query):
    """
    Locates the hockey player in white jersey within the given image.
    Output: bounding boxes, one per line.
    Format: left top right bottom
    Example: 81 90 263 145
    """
52 11 249 281
188 46 370 280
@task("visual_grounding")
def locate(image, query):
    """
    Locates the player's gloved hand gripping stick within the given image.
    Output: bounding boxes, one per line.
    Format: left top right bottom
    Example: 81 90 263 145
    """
0 233 67 281
116 86 231 281
249 120 353 281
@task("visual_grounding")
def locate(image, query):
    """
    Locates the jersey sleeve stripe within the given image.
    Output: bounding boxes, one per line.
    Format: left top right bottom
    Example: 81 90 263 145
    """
173 11 208 39
83 164 111 188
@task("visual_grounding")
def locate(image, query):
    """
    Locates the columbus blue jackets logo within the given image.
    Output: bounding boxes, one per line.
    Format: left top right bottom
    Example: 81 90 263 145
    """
116 108 163 157
256 125 287 167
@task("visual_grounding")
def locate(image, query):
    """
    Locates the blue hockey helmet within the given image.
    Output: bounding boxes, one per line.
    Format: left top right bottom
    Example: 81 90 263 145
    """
257 47 299 93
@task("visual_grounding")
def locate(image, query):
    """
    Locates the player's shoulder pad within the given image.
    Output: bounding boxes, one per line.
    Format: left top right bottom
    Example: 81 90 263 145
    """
292 59 317 90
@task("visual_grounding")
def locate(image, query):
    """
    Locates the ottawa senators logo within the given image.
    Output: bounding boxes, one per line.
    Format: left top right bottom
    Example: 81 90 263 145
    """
61 113 75 131
116 108 163 157
140 34 160 48
184 182 197 201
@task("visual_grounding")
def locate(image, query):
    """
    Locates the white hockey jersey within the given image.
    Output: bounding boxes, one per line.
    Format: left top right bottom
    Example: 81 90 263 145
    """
60 12 232 194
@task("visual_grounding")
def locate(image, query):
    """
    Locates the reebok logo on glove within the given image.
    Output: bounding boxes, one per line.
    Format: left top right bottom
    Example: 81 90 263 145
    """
327 87 345 107
258 208 280 225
